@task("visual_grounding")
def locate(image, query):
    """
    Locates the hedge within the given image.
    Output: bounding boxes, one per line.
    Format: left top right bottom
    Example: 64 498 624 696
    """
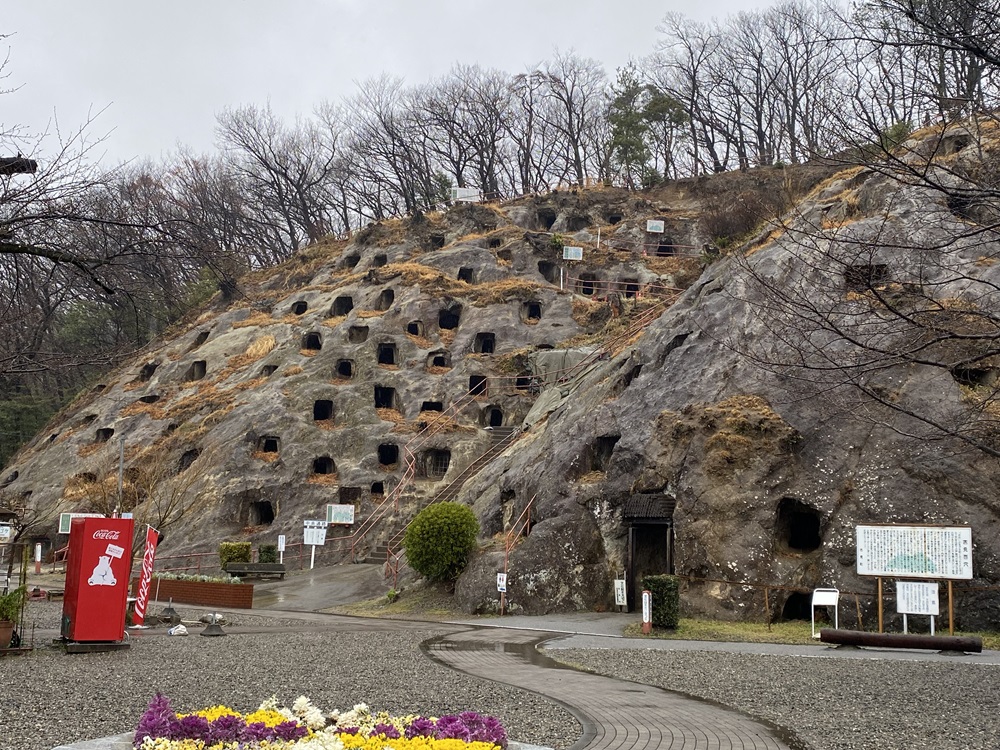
219 541 252 568
642 574 680 629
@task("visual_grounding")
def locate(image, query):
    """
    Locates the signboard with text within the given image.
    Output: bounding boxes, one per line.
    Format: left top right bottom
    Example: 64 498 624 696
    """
303 520 327 546
58 512 106 534
326 504 356 525
856 525 973 580
562 246 583 261
897 581 940 615
646 220 665 233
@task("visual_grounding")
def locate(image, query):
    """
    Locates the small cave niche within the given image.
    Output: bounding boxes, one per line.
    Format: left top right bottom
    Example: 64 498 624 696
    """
407 320 424 336
488 238 503 249
332 296 354 316
515 375 532 391
776 497 822 553
566 215 590 232
0 470 17 487
951 366 997 388
429 234 446 249
185 360 207 382
537 207 557 230
589 434 621 472
655 238 676 257
468 375 488 396
249 500 275 526
261 364 279 377
139 394 160 404
457 266 476 283
302 332 323 351
623 279 640 298
92 383 106 394
947 193 978 221
378 443 399 468
340 486 362 504
370 481 385 496
343 253 361 269
578 273 598 296
372 253 388 268
178 449 200 472
138 361 159 382
421 448 451 478
621 364 643 390
844 264 890 292
291 300 309 315
374 385 397 409
81 414 98 426
538 260 557 283
780 592 813 622
439 305 462 330
95 428 115 443
313 399 334 421
483 405 504 427
348 326 370 343
335 359 355 379
427 350 452 369
377 288 395 311
420 401 443 412
190 330 210 349
312 456 337 475
474 332 496 354
607 212 623 225
258 435 280 454
377 342 398 365
522 301 542 322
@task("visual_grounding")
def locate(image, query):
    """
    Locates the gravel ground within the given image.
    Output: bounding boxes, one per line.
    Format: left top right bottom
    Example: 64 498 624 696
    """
0 602 580 750
555 647 1000 750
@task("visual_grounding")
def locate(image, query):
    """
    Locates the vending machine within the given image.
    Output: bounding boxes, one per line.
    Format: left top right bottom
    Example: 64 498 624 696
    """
61 516 134 642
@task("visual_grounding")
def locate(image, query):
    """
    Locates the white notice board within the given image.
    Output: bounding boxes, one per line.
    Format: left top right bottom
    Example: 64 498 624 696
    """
326 504 356 525
897 581 940 615
646 220 665 233
562 246 583 261
856 525 972 580
303 519 327 546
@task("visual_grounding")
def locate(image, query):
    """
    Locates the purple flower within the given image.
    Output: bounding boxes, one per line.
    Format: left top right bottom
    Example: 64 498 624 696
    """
372 723 401 739
207 714 246 744
133 693 178 747
173 715 211 740
244 722 271 741
477 716 508 749
405 717 435 739
434 715 472 743
337 726 360 736
271 720 309 742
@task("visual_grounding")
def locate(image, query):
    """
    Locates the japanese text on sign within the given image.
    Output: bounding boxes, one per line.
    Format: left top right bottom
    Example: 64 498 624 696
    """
896 581 940 615
856 525 972 580
303 520 327 546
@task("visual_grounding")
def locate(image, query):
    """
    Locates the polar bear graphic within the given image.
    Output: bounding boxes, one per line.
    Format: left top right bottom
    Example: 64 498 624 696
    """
87 555 117 586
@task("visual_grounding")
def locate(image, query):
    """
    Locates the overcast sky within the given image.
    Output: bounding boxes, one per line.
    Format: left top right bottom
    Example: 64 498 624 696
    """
5 0 768 165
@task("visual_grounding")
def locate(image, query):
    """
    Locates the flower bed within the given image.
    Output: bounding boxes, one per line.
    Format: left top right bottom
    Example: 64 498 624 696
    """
134 694 508 750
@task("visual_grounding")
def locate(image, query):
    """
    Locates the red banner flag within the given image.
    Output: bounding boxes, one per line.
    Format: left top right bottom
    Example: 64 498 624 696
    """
133 525 159 626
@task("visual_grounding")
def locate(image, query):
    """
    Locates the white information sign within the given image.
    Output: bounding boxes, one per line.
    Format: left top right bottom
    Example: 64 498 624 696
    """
497 573 507 593
0 525 11 542
562 246 583 261
450 187 483 203
303 520 327 547
58 512 106 534
897 581 940 615
646 220 665 233
277 535 286 552
326 503 356 525
856 525 973 580
614 579 627 607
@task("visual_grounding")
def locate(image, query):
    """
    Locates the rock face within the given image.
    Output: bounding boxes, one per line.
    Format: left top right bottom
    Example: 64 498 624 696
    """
8 141 1000 628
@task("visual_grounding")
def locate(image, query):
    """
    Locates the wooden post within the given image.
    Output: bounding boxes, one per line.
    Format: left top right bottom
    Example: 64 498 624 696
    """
877 577 884 633
854 594 863 630
948 580 954 635
764 587 771 631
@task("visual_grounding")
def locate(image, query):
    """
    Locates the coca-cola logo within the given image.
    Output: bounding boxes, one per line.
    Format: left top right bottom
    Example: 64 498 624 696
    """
92 529 121 540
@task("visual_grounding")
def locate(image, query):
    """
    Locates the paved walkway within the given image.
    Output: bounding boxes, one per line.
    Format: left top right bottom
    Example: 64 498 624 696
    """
426 627 795 750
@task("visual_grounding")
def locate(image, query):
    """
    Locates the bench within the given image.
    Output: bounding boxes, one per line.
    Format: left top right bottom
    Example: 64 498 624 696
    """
45 589 65 602
223 563 286 580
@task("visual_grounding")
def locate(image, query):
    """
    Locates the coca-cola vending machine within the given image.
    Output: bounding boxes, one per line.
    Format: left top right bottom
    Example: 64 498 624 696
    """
62 516 134 642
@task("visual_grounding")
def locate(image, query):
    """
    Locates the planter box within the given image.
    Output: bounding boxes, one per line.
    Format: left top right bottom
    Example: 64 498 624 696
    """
131 578 254 609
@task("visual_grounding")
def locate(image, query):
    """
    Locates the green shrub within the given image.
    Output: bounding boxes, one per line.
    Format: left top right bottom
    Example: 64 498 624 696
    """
403 501 480 582
258 543 278 564
219 541 252 569
642 574 680 629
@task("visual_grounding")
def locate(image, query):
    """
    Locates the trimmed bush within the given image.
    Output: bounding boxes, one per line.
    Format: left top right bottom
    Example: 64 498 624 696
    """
219 541 252 569
403 501 480 582
642 574 680 629
258 543 278 564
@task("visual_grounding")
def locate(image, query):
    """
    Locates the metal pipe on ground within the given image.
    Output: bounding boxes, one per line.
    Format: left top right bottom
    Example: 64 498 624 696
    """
820 628 982 653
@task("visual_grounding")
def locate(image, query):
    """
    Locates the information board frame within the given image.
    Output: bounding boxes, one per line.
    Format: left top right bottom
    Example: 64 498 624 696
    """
856 524 973 580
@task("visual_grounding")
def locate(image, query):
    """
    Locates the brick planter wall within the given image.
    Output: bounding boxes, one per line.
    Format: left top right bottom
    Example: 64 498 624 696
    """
131 578 254 608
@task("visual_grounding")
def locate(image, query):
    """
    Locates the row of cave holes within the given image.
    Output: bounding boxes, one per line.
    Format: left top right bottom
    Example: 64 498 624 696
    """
246 482 390 526
536 262 644 298
254 437 452 479
315 396 505 427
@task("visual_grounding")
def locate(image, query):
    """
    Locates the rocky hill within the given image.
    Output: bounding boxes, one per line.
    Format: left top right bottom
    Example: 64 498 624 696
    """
7 126 1000 627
